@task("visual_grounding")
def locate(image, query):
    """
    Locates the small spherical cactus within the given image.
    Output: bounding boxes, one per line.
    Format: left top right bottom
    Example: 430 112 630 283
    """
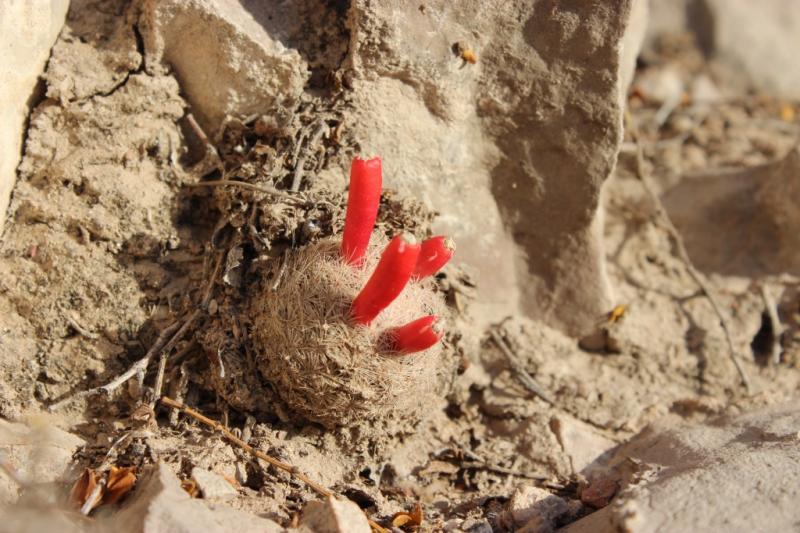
248 157 456 428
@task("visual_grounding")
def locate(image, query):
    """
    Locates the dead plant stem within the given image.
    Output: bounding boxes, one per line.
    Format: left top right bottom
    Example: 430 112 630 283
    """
159 396 390 533
186 179 299 202
489 329 554 405
626 112 752 393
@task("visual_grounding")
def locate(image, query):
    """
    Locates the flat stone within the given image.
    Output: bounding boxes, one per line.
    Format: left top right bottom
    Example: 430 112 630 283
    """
507 485 569 529
299 496 371 533
191 467 238 501
0 418 84 505
563 402 800 532
550 414 617 475
114 464 283 533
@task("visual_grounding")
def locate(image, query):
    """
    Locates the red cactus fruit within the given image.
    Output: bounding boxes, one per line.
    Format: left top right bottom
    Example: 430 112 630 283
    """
412 236 455 279
351 234 420 325
341 157 382 266
384 315 442 354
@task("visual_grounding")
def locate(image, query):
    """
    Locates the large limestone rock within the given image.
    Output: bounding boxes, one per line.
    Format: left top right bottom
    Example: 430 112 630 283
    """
347 0 646 334
564 402 800 532
0 0 69 236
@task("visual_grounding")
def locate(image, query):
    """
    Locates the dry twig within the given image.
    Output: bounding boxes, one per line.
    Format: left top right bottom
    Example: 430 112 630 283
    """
80 433 132 515
50 310 200 411
625 113 752 393
489 329 554 405
150 309 202 408
760 283 785 366
186 179 300 202
159 396 390 533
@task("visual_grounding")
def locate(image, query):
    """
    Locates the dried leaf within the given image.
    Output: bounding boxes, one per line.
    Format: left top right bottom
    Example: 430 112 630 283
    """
392 514 414 528
70 468 102 511
181 478 199 498
103 466 137 505
781 104 796 122
391 503 423 530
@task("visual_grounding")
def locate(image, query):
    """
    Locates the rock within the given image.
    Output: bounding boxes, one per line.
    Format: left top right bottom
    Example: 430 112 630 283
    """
563 402 800 532
299 496 371 533
114 464 284 533
646 0 800 100
0 0 69 235
663 145 800 276
550 414 617 475
579 477 619 509
463 518 493 533
348 0 647 335
139 0 309 131
191 467 238 501
506 485 569 530
0 417 84 505
756 145 800 266
700 0 800 99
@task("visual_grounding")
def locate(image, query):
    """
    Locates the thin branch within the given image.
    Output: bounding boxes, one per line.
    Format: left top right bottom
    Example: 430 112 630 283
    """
489 329 554 405
186 180 299 202
626 112 752 393
760 283 784 366
50 310 200 411
159 397 390 533
150 310 202 408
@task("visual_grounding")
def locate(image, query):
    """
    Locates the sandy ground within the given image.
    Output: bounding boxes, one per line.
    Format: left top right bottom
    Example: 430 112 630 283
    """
1 3 799 532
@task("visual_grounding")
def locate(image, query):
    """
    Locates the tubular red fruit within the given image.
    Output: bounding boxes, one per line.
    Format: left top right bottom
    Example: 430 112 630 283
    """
351 234 420 325
412 236 455 279
341 157 383 266
384 315 442 354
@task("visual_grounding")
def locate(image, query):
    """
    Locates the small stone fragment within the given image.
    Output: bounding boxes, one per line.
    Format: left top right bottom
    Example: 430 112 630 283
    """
114 464 282 533
0 418 84 505
550 414 617 475
191 467 238 501
300 496 371 533
580 478 619 509
507 485 569 529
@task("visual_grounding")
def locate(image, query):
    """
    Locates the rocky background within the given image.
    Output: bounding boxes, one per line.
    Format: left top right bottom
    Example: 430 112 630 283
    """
1 0 799 532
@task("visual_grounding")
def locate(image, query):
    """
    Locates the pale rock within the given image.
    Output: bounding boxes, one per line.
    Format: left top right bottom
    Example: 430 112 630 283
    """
563 402 800 532
689 74 721 106
0 0 69 236
646 0 800 100
700 0 800 100
138 0 309 131
633 66 685 105
550 414 617 475
0 418 84 505
348 0 648 335
191 467 238 501
506 485 569 530
114 464 284 533
299 496 371 533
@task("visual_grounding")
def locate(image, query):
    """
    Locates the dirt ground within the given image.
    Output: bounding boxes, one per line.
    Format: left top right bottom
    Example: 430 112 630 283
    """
1 3 799 532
